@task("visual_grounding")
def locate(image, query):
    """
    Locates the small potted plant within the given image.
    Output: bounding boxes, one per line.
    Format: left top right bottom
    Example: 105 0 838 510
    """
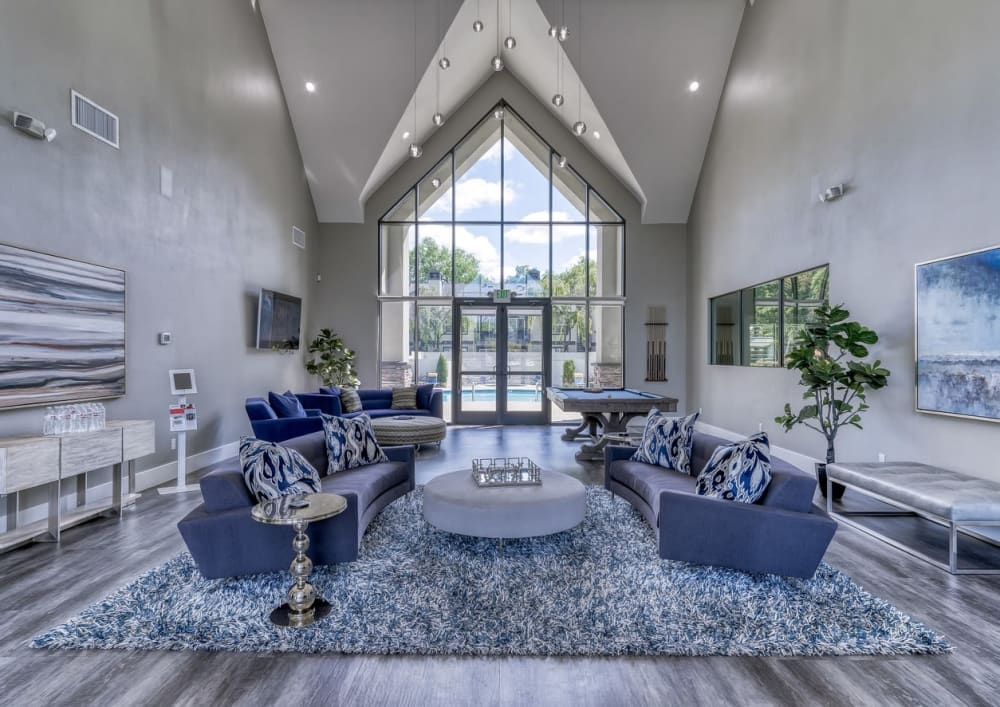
775 303 890 500
305 328 360 388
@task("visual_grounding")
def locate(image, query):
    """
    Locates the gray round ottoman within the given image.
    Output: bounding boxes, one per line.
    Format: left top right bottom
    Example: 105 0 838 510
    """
423 470 586 539
370 415 446 447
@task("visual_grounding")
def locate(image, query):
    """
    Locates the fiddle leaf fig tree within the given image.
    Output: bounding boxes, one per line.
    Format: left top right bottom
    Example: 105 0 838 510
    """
305 328 360 388
775 303 890 465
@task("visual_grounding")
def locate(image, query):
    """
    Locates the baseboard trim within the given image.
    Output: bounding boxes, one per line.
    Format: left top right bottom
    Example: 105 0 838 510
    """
136 441 239 492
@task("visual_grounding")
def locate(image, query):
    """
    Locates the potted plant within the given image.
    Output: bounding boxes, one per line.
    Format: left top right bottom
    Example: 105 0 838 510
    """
305 328 360 388
436 353 449 389
775 303 890 500
562 360 576 386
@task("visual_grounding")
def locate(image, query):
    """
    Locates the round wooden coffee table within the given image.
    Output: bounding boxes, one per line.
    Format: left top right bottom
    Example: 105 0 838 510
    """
423 469 586 539
370 415 446 448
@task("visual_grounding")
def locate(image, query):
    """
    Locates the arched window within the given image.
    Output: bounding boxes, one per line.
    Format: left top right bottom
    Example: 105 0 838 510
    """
378 102 624 423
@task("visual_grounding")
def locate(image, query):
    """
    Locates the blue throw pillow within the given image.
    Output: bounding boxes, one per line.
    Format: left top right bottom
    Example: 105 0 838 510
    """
416 382 436 410
268 390 306 419
631 409 700 474
695 432 772 503
321 413 388 473
239 437 322 502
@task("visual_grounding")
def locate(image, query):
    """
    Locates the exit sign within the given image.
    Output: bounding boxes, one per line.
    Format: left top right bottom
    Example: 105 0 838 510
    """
493 289 512 303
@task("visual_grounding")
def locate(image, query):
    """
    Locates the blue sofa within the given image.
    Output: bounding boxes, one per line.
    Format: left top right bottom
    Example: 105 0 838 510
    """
319 385 444 420
177 431 415 579
244 393 340 443
604 431 836 578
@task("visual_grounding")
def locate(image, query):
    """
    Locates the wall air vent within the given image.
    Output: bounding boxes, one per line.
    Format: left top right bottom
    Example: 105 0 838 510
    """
71 90 119 148
292 226 306 249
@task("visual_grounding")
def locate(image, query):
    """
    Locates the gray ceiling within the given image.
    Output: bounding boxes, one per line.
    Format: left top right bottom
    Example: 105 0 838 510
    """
260 0 744 223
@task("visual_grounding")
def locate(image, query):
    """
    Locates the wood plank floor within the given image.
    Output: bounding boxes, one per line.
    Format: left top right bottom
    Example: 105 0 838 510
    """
1 426 998 707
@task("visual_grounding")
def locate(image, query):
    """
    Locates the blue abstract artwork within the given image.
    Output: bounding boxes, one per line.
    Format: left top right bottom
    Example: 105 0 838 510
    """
916 246 1000 421
0 243 125 409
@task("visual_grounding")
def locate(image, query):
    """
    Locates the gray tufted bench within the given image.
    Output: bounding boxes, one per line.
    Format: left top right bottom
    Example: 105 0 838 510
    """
826 462 1000 574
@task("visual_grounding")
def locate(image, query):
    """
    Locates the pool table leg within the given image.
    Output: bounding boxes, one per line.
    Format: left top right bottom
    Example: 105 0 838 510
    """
577 412 641 462
561 416 591 442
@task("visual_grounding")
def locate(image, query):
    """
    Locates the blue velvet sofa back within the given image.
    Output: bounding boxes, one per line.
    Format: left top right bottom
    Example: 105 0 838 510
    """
319 386 444 420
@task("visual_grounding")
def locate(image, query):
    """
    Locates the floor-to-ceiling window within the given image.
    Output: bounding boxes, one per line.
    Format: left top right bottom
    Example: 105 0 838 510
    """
378 102 625 422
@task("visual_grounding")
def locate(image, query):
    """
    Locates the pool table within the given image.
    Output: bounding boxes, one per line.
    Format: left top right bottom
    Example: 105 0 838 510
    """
546 387 678 461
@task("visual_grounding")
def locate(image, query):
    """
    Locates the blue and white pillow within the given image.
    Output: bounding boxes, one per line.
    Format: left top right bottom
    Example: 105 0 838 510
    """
239 437 322 502
695 432 772 503
631 410 700 474
321 413 388 474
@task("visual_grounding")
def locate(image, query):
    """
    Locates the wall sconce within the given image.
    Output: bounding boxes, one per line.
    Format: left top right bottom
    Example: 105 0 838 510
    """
819 184 846 203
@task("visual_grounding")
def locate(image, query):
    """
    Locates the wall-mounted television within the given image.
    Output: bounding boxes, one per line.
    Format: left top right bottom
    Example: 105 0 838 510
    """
256 289 302 351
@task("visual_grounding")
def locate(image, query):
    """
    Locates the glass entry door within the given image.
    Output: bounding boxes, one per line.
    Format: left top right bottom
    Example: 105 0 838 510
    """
453 301 550 425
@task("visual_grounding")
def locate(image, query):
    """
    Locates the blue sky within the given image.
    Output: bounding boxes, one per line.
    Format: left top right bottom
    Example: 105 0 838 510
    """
418 130 600 287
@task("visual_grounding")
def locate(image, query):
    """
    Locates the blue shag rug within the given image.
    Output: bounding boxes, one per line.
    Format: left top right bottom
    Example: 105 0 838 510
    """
32 487 950 656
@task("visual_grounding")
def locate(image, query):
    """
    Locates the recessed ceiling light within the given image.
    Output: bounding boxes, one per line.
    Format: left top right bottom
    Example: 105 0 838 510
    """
402 131 411 140
305 81 317 93
592 130 601 139
688 80 700 93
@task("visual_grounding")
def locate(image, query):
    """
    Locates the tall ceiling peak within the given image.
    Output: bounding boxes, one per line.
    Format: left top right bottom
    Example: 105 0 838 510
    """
260 0 744 223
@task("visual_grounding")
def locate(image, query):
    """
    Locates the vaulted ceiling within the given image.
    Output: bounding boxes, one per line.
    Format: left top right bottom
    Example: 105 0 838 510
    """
259 0 744 224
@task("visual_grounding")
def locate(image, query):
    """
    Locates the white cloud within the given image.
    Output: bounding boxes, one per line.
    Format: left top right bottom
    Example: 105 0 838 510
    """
559 248 597 272
454 178 516 216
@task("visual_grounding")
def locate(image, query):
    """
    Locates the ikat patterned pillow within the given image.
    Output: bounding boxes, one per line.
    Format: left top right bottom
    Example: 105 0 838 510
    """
694 432 772 503
321 413 388 474
630 409 700 474
239 437 322 502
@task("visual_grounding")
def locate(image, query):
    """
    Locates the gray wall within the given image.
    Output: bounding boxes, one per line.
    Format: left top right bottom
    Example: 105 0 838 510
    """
0 0 317 476
688 0 1000 477
313 71 687 411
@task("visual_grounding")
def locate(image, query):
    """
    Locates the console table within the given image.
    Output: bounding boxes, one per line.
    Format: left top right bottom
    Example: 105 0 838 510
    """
0 419 155 553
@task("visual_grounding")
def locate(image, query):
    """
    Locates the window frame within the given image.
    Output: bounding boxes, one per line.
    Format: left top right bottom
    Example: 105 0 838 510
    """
708 264 830 368
377 101 626 391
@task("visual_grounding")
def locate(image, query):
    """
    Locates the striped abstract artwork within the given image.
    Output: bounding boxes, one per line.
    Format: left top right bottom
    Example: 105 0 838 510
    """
0 243 125 409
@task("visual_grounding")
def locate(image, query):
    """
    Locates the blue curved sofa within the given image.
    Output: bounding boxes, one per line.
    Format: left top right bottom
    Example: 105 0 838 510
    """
178 431 415 579
319 385 444 420
244 393 338 443
604 431 836 578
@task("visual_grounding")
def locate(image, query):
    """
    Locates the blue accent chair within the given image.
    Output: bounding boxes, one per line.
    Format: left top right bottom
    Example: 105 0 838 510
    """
319 385 444 420
604 431 836 578
245 395 334 443
178 431 415 579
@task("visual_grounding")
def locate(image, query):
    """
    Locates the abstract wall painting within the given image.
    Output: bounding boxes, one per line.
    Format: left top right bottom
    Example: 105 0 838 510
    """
0 243 125 410
916 245 1000 422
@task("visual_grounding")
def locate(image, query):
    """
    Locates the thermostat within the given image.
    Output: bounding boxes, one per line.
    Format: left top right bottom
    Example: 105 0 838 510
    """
158 332 173 345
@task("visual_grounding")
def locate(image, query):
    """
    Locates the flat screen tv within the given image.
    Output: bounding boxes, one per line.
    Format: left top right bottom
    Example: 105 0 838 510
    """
256 289 302 351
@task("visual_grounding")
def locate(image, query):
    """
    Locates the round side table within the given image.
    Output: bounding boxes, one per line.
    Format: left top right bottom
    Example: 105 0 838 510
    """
251 492 347 628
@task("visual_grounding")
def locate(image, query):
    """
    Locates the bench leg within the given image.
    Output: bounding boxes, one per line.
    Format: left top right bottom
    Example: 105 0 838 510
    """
949 523 958 574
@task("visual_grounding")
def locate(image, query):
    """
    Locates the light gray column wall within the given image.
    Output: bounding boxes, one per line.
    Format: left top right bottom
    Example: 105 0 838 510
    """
688 0 1000 477
314 72 687 410
0 0 317 475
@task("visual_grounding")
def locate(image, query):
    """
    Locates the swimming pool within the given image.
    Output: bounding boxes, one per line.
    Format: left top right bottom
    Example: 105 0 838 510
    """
440 387 541 402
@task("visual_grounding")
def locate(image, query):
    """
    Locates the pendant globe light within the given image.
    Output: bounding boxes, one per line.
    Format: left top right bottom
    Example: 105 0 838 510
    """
551 24 564 108
556 0 569 41
437 1 450 69
503 0 516 49
408 0 422 158
432 0 446 128
571 0 586 137
490 0 504 71
473 0 484 32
